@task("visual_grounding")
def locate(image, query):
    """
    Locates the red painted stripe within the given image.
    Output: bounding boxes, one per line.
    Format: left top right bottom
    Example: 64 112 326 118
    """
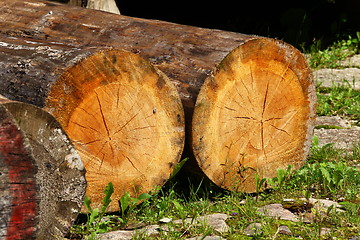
0 119 37 239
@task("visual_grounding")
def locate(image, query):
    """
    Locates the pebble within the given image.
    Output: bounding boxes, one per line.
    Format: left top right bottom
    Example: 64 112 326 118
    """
244 222 262 236
320 227 331 236
277 225 292 235
258 203 299 222
185 236 226 240
159 217 172 223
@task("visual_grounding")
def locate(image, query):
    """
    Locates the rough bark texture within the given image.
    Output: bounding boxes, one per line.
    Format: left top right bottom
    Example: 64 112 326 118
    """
0 0 316 193
0 97 86 239
0 0 255 111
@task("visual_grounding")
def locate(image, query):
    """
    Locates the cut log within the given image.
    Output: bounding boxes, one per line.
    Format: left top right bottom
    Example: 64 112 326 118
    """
46 50 185 212
0 32 185 211
192 39 316 192
0 0 316 193
0 97 86 239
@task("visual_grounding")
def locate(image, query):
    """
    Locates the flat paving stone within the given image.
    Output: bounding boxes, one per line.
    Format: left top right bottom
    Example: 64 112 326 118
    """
313 68 360 89
258 204 299 222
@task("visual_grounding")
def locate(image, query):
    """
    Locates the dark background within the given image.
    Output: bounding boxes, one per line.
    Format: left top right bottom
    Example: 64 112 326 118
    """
56 0 360 50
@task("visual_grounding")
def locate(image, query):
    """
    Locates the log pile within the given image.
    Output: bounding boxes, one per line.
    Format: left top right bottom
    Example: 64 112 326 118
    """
0 36 185 212
0 0 316 237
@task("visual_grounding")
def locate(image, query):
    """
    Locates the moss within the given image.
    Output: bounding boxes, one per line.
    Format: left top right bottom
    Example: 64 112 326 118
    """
315 125 344 129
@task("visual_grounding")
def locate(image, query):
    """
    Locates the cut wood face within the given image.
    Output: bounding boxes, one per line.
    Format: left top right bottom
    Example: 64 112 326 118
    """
192 38 316 192
46 50 185 212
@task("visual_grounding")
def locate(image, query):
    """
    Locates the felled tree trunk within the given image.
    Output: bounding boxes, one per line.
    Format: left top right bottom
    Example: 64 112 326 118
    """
0 97 86 239
0 0 316 193
0 36 185 212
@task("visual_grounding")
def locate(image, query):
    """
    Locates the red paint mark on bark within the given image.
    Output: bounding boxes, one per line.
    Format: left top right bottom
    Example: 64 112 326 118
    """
0 118 37 239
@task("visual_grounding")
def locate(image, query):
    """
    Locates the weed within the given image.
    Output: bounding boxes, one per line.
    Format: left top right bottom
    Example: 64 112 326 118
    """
254 173 266 201
290 161 360 200
169 157 189 180
80 182 115 239
267 165 294 191
119 192 151 218
316 82 360 123
309 135 345 163
69 182 152 239
308 32 360 69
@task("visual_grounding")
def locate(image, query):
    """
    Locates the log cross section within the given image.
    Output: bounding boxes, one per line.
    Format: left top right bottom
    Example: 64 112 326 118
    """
193 39 316 191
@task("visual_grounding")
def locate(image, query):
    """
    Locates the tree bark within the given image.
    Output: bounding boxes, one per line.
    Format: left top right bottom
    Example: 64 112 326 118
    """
0 0 316 193
0 97 86 239
0 0 254 111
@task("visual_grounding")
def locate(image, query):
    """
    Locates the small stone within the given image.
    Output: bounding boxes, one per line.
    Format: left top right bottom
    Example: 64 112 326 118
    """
348 237 360 240
314 128 360 151
277 225 292 235
320 227 331 236
159 217 172 223
313 68 360 90
203 213 229 233
300 212 316 223
258 204 299 222
97 230 134 240
315 116 352 129
244 223 262 236
302 198 345 213
339 54 360 68
172 213 229 233
185 236 226 240
139 224 161 236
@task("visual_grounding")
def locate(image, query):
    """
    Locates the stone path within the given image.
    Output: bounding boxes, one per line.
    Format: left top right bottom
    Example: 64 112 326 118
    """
313 54 360 151
313 68 360 89
97 198 348 239
94 55 360 240
313 54 360 89
315 116 360 150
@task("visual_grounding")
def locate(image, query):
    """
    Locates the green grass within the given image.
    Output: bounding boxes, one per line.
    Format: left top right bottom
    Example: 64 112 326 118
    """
316 82 360 125
68 140 360 239
307 32 360 69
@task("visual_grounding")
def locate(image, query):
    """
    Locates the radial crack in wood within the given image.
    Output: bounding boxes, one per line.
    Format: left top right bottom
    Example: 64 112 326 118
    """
45 50 185 212
192 38 316 192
